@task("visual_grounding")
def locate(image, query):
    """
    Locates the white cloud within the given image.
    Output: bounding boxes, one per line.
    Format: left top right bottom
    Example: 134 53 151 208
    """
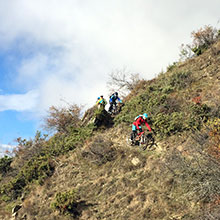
0 90 38 111
0 144 15 157
0 0 219 116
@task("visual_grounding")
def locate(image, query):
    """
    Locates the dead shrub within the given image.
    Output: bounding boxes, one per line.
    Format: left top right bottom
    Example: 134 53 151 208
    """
192 96 202 105
44 103 82 133
179 25 219 59
191 25 218 49
191 25 218 56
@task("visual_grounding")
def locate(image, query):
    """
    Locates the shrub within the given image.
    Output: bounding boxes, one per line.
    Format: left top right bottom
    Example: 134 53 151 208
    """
207 118 220 160
51 190 79 216
166 62 177 72
191 44 208 56
114 76 212 139
44 103 82 133
208 118 220 137
192 96 202 105
185 103 211 130
191 25 218 50
0 123 94 201
0 155 54 200
179 43 194 61
190 25 218 56
188 25 218 56
0 156 13 175
168 71 193 90
13 131 48 169
153 112 184 137
47 124 94 156
162 85 174 94
179 25 219 59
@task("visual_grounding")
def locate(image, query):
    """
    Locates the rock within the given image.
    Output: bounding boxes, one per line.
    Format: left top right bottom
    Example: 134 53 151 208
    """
21 214 27 220
20 193 25 201
131 157 140 166
12 204 22 214
81 105 97 126
12 212 18 217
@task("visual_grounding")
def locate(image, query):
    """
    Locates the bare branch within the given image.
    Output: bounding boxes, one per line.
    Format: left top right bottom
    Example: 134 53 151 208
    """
107 68 142 97
43 103 83 133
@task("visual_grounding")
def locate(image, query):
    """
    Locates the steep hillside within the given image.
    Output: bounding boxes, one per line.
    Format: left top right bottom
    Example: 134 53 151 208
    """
0 39 220 220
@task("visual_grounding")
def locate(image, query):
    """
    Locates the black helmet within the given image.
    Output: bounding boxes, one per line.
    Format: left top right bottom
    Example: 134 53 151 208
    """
114 92 118 96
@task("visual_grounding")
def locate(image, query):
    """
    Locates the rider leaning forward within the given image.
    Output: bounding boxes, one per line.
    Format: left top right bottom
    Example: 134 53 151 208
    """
131 113 152 141
96 95 107 110
108 92 122 113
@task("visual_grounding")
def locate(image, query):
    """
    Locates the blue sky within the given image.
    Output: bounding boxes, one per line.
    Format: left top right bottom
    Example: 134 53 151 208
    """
0 111 37 144
0 0 220 155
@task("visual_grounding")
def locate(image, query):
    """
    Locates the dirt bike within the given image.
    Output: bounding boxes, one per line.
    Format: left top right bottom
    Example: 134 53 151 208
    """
127 130 156 151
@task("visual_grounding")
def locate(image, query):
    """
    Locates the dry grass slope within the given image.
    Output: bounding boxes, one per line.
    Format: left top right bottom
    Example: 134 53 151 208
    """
0 39 220 220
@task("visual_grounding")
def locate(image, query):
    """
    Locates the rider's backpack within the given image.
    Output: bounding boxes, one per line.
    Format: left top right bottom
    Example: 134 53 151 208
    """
110 94 117 102
135 115 144 121
103 99 107 106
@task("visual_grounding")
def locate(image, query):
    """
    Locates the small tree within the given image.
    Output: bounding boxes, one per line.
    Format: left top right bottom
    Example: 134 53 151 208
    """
44 103 82 133
192 25 218 48
191 25 218 56
107 68 142 97
179 25 219 59
0 156 13 175
13 131 48 169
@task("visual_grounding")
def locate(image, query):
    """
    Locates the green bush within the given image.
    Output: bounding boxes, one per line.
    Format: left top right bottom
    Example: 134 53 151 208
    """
168 71 193 90
0 156 13 175
185 103 211 130
192 44 208 56
0 155 54 200
47 124 94 156
162 85 174 94
51 190 78 216
13 131 48 170
166 62 177 72
190 25 218 56
0 124 94 201
207 118 220 159
114 74 212 139
153 112 184 137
